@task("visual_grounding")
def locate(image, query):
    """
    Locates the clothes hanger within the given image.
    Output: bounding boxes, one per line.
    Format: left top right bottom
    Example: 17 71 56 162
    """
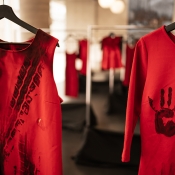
64 34 77 41
165 22 175 33
0 1 59 47
109 32 116 38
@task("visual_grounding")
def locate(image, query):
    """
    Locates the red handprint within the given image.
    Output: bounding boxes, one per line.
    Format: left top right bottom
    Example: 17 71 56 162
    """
148 87 175 137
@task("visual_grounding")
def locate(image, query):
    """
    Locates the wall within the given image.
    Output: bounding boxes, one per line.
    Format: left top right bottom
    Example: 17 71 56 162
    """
95 0 129 39
97 0 128 26
66 0 97 30
66 0 129 30
19 0 50 40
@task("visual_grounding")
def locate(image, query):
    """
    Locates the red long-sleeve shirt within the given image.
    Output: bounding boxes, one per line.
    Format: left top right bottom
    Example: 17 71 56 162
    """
122 26 175 174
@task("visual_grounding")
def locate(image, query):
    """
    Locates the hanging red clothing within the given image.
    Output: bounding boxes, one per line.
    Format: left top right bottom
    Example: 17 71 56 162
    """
101 36 123 70
123 44 136 86
122 26 175 175
65 52 79 97
79 39 88 75
0 29 62 175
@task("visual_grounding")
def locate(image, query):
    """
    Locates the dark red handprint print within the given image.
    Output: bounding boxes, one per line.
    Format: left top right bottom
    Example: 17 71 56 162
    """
148 87 175 137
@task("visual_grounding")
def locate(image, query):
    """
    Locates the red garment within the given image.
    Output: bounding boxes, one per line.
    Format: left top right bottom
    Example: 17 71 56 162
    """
65 52 79 97
79 39 88 75
122 26 175 174
101 36 123 70
123 44 136 86
0 30 62 175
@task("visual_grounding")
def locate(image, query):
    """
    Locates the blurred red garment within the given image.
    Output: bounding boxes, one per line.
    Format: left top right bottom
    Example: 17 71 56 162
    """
0 30 62 175
79 39 88 75
101 36 123 70
65 52 79 97
123 44 136 86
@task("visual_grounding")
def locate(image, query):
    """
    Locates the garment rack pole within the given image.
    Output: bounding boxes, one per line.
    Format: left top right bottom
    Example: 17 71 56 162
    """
85 25 153 127
85 25 92 127
109 68 115 94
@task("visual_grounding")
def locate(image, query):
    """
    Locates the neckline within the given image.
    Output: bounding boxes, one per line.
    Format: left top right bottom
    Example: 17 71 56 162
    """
162 25 175 47
0 29 41 53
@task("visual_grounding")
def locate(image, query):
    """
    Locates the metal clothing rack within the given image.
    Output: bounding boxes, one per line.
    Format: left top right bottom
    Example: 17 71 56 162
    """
85 25 154 127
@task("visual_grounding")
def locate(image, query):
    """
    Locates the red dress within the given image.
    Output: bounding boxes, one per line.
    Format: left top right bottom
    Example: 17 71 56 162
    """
122 26 175 174
101 36 123 70
78 39 88 75
0 30 62 175
65 52 79 97
123 44 136 86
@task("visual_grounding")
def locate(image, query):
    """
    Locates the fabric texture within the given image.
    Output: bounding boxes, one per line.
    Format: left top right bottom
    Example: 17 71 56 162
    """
65 52 79 97
0 29 62 175
122 26 175 175
123 44 136 86
101 36 123 70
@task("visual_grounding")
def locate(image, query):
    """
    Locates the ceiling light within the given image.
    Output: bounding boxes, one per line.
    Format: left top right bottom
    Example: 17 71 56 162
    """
110 0 125 14
98 0 115 8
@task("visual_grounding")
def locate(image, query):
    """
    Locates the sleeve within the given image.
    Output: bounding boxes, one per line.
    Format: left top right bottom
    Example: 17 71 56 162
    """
121 38 148 162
